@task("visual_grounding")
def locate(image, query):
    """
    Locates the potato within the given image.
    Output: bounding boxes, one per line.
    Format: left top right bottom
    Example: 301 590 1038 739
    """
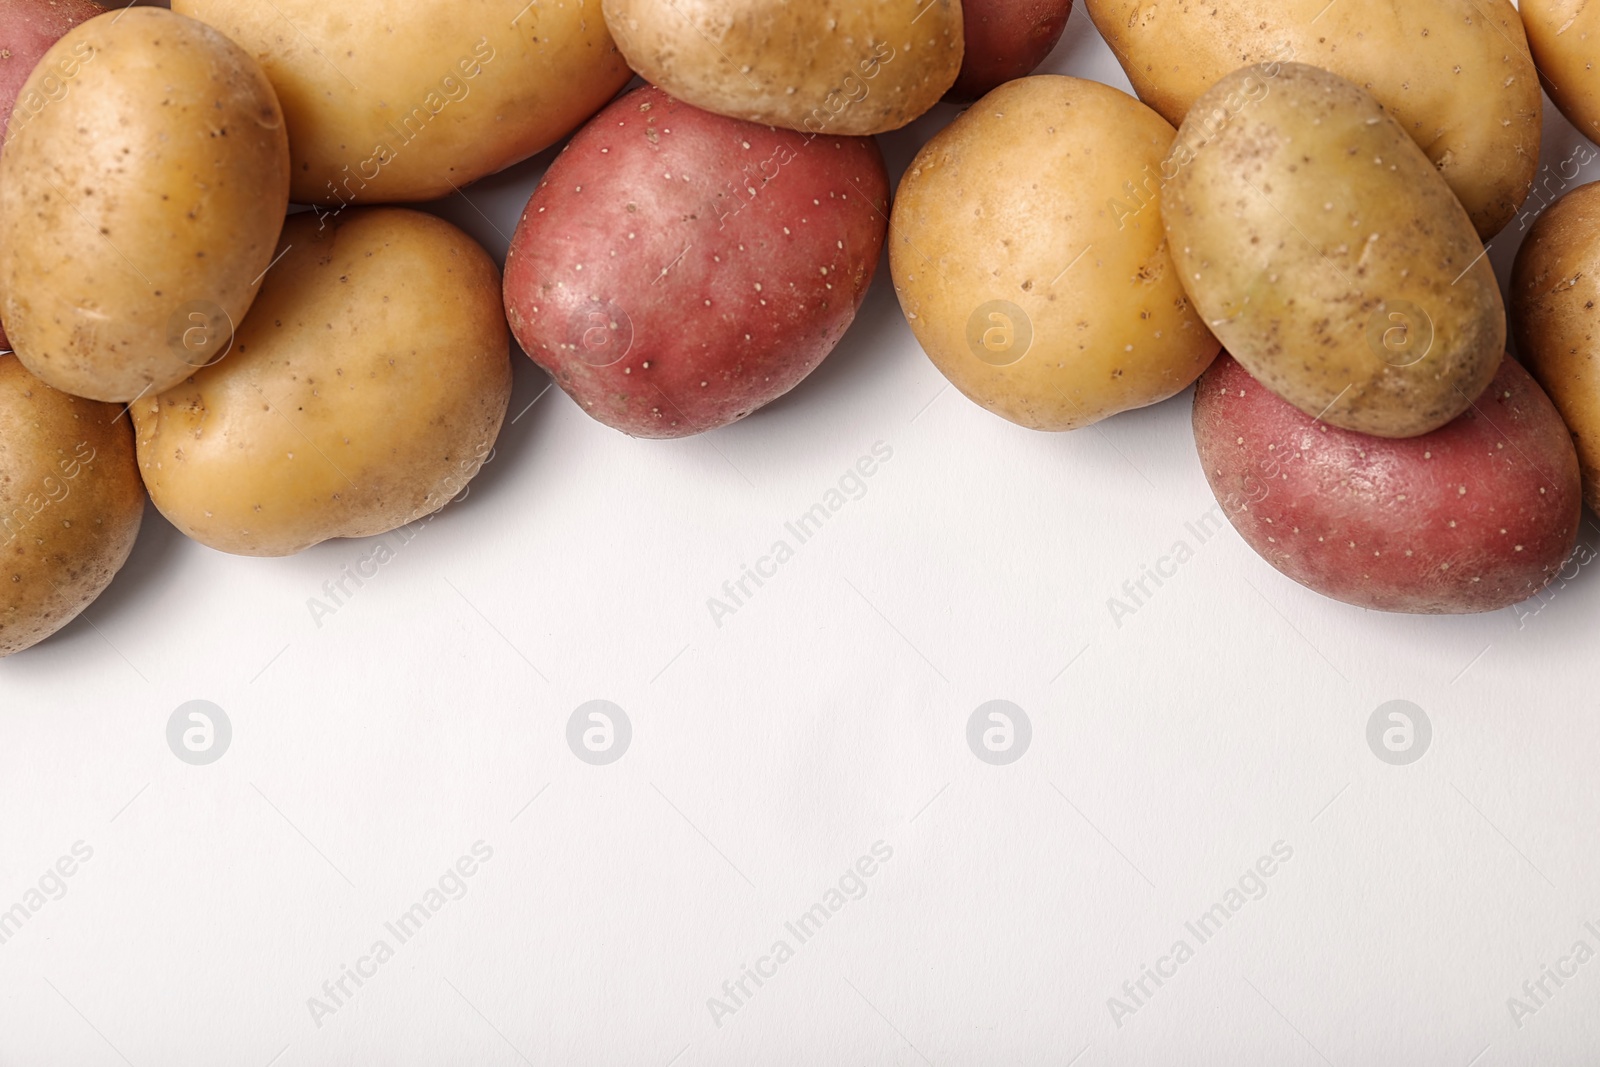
1522 0 1600 146
601 0 961 136
949 0 1072 101
132 209 511 557
1084 0 1540 239
503 85 889 439
1161 63 1504 439
0 355 143 656
1510 180 1600 513
1193 354 1582 615
890 75 1218 431
0 8 289 403
173 0 633 205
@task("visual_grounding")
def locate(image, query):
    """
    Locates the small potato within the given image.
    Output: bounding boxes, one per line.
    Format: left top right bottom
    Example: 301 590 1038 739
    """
172 0 632 205
1522 0 1600 145
601 0 961 136
1162 64 1504 439
0 355 143 657
1194 354 1581 615
133 210 511 558
891 75 1218 431
1084 0 1540 238
1511 180 1600 512
504 86 889 439
949 0 1072 101
0 8 290 403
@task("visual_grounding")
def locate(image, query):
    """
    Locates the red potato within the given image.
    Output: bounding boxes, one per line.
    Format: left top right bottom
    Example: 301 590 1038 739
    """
949 0 1074 101
503 85 890 439
1194 354 1582 614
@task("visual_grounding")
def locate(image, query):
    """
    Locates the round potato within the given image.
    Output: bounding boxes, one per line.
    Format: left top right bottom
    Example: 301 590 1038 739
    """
1522 0 1600 146
504 85 889 439
890 75 1218 431
949 0 1072 101
1161 63 1504 439
601 0 962 136
132 210 511 557
0 8 290 403
173 0 633 205
0 355 143 657
1194 354 1581 615
1084 0 1540 239
1511 180 1600 513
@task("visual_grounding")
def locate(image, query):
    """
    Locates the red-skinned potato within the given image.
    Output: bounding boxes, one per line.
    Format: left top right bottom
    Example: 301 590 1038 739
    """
503 85 890 439
1194 354 1581 614
949 0 1073 101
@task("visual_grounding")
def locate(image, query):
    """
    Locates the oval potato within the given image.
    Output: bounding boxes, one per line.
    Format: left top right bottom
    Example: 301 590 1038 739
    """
1522 0 1600 146
949 0 1072 101
1161 63 1504 439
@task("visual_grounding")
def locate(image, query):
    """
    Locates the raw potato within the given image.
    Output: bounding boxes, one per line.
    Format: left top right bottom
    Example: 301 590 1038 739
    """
1511 181 1600 512
601 0 962 136
504 86 889 439
1194 354 1581 615
949 0 1072 101
1522 0 1600 145
1162 64 1504 439
891 75 1218 431
174 0 633 204
1085 0 1540 239
0 8 289 403
133 210 511 557
0 355 143 657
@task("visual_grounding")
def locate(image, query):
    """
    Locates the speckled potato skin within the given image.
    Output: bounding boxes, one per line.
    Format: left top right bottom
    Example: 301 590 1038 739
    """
172 0 632 205
132 210 511 558
890 76 1218 432
1522 0 1600 147
1162 64 1504 439
1085 0 1540 239
601 0 961 136
1194 354 1581 615
948 0 1072 101
0 355 143 657
0 8 289 403
1511 181 1600 513
503 86 889 439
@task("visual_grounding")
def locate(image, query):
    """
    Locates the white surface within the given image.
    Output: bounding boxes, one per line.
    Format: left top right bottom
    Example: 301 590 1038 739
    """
4 6 1600 1066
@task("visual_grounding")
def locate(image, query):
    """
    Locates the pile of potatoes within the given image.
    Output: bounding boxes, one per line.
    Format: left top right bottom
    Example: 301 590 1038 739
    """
1 0 1597 657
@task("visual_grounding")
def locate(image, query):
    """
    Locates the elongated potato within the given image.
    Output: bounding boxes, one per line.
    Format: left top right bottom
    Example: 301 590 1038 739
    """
0 8 289 403
1522 0 1600 147
1162 64 1504 439
1084 0 1540 238
173 0 633 205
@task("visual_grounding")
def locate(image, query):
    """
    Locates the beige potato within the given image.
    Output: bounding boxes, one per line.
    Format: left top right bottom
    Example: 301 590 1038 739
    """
1161 64 1504 439
601 0 962 136
173 0 632 205
1511 180 1600 512
1084 0 1541 239
132 210 511 558
1522 0 1600 148
0 8 289 403
890 76 1219 431
0 355 144 657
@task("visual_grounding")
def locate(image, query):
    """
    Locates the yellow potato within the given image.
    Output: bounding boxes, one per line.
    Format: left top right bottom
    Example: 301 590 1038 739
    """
890 76 1219 431
0 356 144 657
1522 0 1600 147
1161 63 1504 438
601 0 962 136
1084 0 1541 239
132 209 511 558
0 8 290 403
172 0 632 205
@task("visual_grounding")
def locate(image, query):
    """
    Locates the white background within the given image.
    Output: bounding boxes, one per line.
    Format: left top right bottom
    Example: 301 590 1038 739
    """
3 2 1600 1065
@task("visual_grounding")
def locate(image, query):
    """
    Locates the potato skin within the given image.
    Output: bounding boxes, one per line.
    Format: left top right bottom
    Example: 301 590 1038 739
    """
1194 354 1582 615
504 86 889 439
1162 64 1504 439
0 355 143 657
132 210 511 558
601 0 961 136
1084 0 1540 239
172 0 632 205
949 0 1072 101
1522 0 1600 146
1511 181 1600 513
891 76 1216 431
0 8 290 403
